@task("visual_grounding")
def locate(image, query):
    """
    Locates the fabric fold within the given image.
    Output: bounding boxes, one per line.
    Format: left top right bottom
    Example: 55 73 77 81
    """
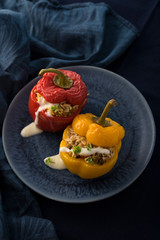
27 1 139 72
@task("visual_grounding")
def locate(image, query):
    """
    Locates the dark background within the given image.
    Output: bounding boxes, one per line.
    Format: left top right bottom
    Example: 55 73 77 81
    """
36 1 160 240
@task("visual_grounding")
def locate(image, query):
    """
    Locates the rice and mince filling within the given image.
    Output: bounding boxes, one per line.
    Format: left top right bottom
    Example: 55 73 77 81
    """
64 127 115 165
35 91 79 117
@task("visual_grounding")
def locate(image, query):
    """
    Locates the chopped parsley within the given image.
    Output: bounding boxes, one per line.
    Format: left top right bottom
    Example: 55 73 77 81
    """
73 146 81 154
45 157 51 165
51 105 58 113
87 144 92 151
45 157 55 165
87 157 94 164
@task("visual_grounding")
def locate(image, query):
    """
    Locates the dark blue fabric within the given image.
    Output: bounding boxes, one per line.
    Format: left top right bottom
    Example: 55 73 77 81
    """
62 0 159 31
0 0 138 76
0 0 139 239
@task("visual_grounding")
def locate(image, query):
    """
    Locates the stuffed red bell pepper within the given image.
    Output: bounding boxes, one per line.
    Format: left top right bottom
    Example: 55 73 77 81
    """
28 68 87 132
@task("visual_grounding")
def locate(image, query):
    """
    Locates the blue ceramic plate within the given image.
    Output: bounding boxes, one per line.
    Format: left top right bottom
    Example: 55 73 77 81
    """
2 66 155 203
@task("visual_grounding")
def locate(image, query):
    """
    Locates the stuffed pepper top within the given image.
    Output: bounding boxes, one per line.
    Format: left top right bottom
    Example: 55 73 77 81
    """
28 68 87 132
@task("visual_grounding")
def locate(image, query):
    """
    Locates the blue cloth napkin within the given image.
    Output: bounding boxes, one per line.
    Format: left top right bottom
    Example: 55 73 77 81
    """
0 0 138 239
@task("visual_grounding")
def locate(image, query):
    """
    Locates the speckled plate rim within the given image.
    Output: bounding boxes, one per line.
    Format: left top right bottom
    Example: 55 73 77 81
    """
2 66 156 203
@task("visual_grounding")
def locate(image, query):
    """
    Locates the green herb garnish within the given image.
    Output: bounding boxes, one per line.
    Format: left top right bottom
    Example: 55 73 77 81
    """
87 144 92 151
45 157 51 165
87 157 93 164
45 157 55 165
73 146 81 154
51 105 58 113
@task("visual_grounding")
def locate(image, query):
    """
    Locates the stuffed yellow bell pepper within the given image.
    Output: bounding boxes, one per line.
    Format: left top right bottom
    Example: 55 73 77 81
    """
59 99 125 179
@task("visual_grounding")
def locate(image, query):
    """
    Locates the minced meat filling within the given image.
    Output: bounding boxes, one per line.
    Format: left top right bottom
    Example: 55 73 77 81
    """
65 127 115 165
50 102 79 117
35 91 79 117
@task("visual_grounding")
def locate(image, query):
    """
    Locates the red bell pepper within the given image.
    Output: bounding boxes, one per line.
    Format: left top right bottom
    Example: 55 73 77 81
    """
28 68 87 132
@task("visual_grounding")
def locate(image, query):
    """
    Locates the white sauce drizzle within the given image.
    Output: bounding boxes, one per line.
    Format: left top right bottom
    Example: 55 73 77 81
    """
44 146 111 170
21 122 43 137
21 95 58 138
60 146 110 156
34 103 52 125
34 96 58 126
44 154 66 170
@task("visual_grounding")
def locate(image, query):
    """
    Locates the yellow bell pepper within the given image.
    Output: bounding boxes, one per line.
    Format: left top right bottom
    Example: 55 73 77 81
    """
60 99 125 179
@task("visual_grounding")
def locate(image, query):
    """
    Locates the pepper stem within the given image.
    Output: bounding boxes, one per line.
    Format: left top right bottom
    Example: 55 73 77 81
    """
38 68 73 89
93 99 117 127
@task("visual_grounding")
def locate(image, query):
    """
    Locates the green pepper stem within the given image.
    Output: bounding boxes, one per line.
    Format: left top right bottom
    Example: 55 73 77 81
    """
93 99 117 127
38 68 73 89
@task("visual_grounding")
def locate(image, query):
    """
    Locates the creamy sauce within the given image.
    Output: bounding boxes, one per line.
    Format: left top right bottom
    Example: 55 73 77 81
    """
34 103 52 125
60 146 110 156
44 147 111 170
21 95 58 138
35 95 58 126
44 154 66 170
21 122 43 137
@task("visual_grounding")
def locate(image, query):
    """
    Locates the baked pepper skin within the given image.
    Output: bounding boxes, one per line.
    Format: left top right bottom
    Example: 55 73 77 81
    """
60 99 125 179
72 113 125 147
28 69 87 132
